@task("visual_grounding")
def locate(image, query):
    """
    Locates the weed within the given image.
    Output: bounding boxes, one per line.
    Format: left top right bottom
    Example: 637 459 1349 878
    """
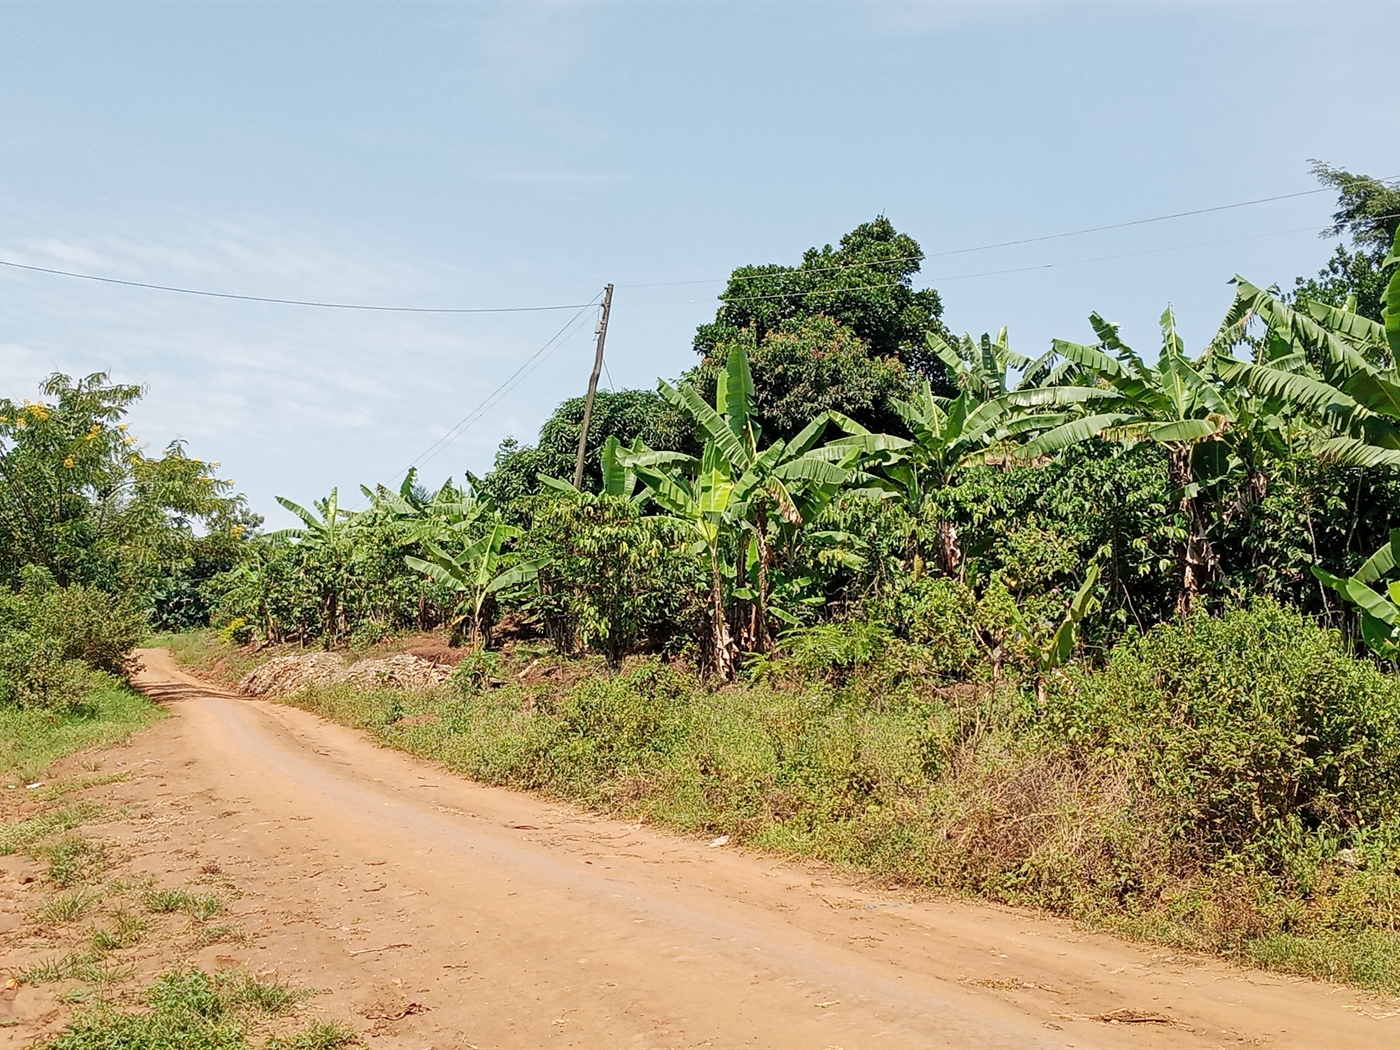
90 909 148 952
0 681 162 780
34 888 102 924
192 924 249 948
39 836 111 887
142 887 225 920
212 970 309 1017
0 804 100 855
36 968 350 1050
18 952 88 984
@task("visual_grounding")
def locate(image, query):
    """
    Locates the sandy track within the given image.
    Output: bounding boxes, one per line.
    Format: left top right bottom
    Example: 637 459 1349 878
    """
78 648 1397 1047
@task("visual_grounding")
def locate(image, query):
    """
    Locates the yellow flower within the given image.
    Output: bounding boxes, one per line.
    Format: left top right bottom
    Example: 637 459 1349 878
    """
124 436 137 446
63 457 74 468
233 524 245 536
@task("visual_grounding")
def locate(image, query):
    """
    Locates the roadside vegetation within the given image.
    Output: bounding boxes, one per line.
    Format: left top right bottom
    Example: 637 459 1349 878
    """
8 165 1400 992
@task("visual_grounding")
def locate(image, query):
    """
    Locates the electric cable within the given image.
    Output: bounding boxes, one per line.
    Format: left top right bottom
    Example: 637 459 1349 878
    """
408 296 602 472
625 219 1400 307
0 256 595 314
619 182 1397 289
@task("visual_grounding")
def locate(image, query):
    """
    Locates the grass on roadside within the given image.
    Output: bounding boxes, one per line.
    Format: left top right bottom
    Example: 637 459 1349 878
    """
0 680 162 784
38 968 358 1050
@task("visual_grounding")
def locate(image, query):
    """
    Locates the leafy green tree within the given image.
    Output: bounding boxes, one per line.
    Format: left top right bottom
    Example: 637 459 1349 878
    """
523 494 702 666
686 315 913 442
266 492 358 641
479 389 695 508
1293 163 1400 323
0 372 249 602
694 217 952 383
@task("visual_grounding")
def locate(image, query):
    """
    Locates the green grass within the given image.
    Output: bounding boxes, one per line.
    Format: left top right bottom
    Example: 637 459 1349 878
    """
0 804 101 855
142 886 226 921
0 681 163 782
34 888 103 924
149 630 267 687
37 968 357 1050
249 611 1400 996
40 835 112 887
90 909 148 952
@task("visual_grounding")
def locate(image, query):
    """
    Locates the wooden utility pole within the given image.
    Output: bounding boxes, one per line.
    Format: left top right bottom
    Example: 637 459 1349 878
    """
573 283 614 488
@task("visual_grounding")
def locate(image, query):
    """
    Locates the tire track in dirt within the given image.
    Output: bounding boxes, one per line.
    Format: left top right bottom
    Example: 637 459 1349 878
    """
78 648 1400 1047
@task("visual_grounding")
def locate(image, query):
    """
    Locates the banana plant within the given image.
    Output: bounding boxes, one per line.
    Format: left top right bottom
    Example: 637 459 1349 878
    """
539 435 695 503
363 470 492 547
630 440 742 676
836 377 1092 575
404 522 548 650
928 326 1080 398
630 343 865 670
1009 562 1101 705
1016 306 1313 615
1215 235 1400 470
1313 530 1400 659
269 488 363 640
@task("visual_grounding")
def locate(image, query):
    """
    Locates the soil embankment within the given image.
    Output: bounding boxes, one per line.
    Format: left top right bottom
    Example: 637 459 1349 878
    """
20 646 1393 1048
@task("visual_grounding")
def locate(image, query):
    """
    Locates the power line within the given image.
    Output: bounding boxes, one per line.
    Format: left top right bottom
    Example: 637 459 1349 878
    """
618 184 1354 290
409 296 602 473
625 221 1383 307
0 256 594 314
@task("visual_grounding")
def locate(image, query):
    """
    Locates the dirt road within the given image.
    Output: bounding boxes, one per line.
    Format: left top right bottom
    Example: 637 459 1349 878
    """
40 648 1398 1047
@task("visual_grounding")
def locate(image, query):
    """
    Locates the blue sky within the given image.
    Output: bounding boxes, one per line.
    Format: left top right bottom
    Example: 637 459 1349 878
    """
1 1 1396 526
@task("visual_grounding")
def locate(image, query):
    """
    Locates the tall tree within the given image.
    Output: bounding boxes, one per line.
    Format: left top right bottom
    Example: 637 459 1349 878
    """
1293 162 1400 323
693 217 953 384
479 389 695 508
685 315 914 443
0 372 248 597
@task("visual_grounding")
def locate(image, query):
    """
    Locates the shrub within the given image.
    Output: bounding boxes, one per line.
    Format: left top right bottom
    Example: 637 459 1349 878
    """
524 495 704 664
1048 601 1400 868
0 575 143 709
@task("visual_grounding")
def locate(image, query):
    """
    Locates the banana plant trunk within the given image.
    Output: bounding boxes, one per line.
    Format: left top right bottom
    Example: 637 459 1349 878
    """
1169 446 1217 618
754 527 772 654
709 553 738 680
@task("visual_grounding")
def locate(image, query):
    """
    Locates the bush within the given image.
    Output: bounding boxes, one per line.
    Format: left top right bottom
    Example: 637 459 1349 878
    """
1049 601 1400 868
0 574 143 709
523 495 704 664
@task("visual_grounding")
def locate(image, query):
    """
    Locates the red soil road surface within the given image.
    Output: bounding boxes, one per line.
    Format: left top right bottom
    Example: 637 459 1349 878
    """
99 649 1400 1046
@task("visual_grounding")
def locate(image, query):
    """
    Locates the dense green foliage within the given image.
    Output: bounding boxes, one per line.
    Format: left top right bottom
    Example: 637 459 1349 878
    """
694 216 952 383
237 603 1397 989
481 388 696 504
0 373 253 604
20 165 1400 990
